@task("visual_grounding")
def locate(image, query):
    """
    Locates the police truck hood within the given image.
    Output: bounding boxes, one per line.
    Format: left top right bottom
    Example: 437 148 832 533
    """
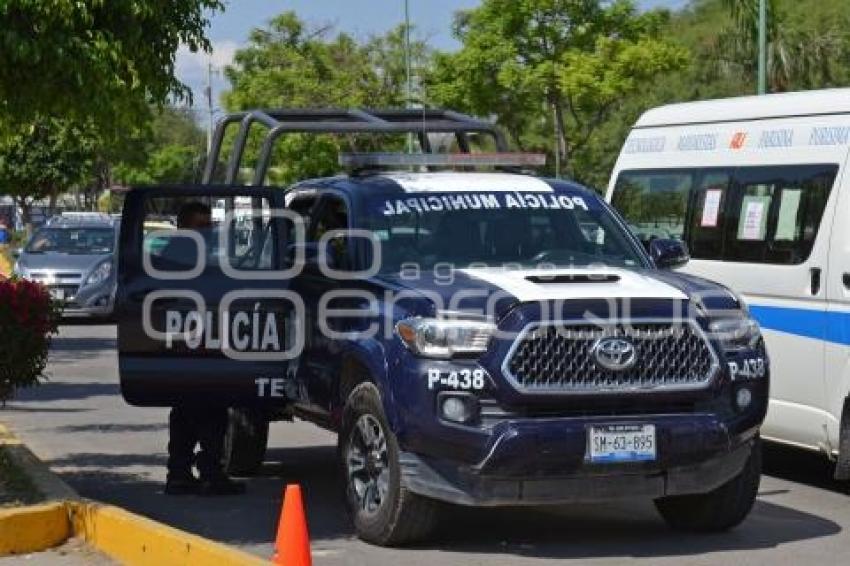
375 266 733 320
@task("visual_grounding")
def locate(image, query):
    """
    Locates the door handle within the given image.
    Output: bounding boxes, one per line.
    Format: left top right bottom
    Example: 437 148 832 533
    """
810 267 822 295
843 273 850 290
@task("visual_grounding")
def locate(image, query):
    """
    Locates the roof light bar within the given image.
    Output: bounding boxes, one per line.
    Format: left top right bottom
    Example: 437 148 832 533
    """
339 152 546 169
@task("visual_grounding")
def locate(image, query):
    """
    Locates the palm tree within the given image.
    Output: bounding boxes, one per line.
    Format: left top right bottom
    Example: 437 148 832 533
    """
715 0 846 92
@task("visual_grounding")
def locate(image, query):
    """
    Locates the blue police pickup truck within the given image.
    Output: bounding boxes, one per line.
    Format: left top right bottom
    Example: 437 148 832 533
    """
116 112 767 546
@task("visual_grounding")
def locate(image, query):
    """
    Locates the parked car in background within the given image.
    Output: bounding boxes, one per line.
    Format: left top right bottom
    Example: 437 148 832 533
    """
13 212 119 319
606 88 850 479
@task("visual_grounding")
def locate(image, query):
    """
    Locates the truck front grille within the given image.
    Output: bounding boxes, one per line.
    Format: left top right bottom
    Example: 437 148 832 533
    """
504 321 717 393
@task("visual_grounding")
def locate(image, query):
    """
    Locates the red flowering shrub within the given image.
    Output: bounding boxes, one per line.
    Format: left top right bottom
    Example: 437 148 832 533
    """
0 278 60 405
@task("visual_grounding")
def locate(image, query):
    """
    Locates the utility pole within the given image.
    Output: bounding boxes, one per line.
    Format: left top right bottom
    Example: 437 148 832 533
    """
757 0 767 95
205 60 220 155
553 105 561 179
404 0 413 153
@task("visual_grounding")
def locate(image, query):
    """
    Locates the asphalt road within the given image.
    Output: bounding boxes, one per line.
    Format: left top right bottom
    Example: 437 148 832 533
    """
2 323 849 565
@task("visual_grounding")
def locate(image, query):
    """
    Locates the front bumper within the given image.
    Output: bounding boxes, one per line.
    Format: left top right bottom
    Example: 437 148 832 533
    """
400 417 757 506
60 281 116 317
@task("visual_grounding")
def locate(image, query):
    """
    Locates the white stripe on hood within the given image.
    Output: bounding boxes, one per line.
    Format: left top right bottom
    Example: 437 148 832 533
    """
459 267 688 302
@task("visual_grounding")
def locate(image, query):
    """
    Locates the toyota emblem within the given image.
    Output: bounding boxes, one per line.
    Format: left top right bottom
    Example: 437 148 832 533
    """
592 337 637 371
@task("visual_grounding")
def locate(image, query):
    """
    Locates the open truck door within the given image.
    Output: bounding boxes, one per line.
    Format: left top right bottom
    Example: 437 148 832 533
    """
117 186 303 408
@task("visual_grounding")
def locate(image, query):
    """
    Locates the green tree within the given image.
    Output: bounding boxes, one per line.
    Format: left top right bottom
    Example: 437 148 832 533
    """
426 0 688 183
113 107 206 185
0 118 95 232
0 0 223 133
222 12 430 185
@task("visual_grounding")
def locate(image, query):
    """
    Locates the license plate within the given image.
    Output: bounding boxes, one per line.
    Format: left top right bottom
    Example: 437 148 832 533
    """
587 424 656 463
50 288 65 301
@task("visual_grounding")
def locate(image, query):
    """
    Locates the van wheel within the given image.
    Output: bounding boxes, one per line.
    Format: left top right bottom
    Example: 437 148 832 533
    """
655 437 761 532
339 382 439 546
223 408 269 477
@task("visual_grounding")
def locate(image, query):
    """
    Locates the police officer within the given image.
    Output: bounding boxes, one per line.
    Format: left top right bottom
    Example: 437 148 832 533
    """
164 202 245 496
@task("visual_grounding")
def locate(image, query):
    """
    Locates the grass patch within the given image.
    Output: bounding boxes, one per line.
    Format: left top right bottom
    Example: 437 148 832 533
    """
0 446 43 507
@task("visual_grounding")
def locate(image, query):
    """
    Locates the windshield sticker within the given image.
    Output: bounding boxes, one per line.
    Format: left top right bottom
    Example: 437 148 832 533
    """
380 192 589 216
700 189 722 228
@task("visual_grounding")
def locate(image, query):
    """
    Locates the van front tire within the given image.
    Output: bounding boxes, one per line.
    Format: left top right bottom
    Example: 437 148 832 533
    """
655 437 761 532
339 383 438 546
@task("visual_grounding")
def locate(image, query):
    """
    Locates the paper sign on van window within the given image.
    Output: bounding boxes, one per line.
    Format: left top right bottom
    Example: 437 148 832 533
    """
737 197 770 241
775 189 802 241
700 190 722 227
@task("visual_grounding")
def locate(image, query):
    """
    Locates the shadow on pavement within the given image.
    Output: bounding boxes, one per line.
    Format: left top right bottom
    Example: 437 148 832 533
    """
59 319 115 327
0 406 91 414
47 423 167 434
49 452 168 468
762 441 850 495
12 381 119 403
54 441 842 559
408 498 841 559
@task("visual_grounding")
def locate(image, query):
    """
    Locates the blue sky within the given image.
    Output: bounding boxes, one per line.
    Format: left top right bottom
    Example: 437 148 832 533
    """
177 0 689 116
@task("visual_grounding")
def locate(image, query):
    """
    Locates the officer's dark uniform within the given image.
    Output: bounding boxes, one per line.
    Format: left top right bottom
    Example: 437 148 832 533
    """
161 202 244 496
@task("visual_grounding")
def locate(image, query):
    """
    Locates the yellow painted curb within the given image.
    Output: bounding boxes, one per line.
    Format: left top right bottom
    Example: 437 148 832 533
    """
2 423 271 564
69 501 270 566
0 502 71 555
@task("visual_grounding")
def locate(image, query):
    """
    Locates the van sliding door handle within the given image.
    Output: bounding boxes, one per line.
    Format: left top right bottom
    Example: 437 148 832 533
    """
810 267 821 295
843 273 850 290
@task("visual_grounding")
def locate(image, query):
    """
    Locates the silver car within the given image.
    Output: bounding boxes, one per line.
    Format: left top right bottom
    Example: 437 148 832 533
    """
13 213 118 319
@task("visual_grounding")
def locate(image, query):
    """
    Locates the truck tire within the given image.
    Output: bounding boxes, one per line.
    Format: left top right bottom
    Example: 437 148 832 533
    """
339 382 439 546
655 436 761 532
223 408 269 477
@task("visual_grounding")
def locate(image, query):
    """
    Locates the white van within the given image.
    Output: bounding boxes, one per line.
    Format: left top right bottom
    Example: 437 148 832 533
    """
606 88 850 478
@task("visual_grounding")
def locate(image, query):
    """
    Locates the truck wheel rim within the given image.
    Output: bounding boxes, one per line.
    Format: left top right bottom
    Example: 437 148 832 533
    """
346 414 389 516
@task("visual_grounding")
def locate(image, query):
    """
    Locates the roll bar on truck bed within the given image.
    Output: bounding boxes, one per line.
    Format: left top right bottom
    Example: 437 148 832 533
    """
201 108 509 187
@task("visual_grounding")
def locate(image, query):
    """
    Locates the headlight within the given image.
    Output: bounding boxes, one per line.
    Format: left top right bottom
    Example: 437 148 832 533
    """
395 317 495 359
709 317 761 352
84 261 112 287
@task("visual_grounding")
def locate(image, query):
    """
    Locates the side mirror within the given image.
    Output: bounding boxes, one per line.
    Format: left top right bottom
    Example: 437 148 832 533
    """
649 238 689 269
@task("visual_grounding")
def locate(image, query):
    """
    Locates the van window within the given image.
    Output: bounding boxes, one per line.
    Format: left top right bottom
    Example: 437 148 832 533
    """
611 171 691 241
612 164 838 265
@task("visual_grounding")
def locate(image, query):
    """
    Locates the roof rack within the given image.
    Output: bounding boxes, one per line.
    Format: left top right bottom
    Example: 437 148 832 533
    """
201 108 509 187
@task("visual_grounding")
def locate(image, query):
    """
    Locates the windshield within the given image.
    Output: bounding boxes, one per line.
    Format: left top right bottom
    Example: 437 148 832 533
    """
363 190 648 272
26 227 115 255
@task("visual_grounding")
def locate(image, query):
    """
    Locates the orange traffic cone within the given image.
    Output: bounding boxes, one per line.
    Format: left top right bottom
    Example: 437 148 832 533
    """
273 484 312 566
